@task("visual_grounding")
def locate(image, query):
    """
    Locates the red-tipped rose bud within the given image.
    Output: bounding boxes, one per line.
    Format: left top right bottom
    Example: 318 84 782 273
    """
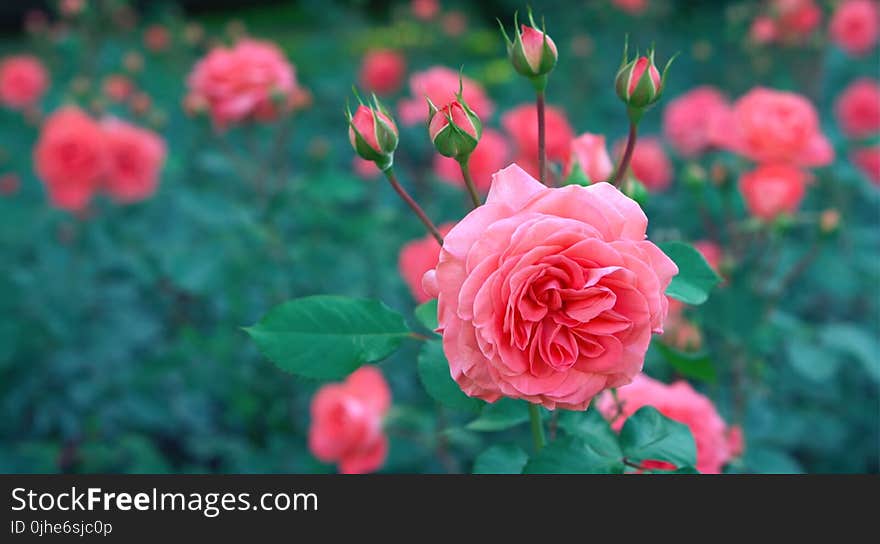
347 95 398 171
615 39 675 122
500 11 558 90
427 96 481 161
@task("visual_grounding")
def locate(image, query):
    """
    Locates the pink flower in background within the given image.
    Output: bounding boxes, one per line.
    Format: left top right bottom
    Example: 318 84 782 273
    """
851 146 880 185
727 425 745 458
612 0 648 15
102 75 134 102
187 39 297 127
739 163 808 220
693 240 722 273
60 0 85 17
830 0 880 56
663 86 729 157
144 24 171 52
398 223 455 303
0 173 20 196
835 78 880 139
359 49 406 95
615 136 672 191
422 165 677 410
398 67 493 125
352 156 380 179
502 103 574 164
598 374 735 474
411 0 440 20
442 11 468 36
433 129 510 192
711 87 833 168
101 118 166 204
0 55 49 110
750 16 779 44
34 107 106 212
774 0 822 37
309 366 391 474
563 133 613 183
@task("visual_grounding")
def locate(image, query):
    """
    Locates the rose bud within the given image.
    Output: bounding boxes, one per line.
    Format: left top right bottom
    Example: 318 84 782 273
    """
499 10 558 89
346 95 398 171
615 40 675 122
427 89 481 162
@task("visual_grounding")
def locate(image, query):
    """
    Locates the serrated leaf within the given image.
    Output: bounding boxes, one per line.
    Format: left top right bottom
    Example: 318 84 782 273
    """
472 444 529 474
417 340 483 413
619 406 697 468
659 241 721 305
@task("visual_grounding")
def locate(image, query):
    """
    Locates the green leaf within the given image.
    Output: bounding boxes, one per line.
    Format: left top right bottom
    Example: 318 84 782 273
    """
466 398 529 432
619 406 696 468
523 436 625 474
819 323 880 383
659 241 721 305
244 295 411 380
653 341 717 382
417 340 483 413
472 444 529 474
414 299 439 332
785 339 839 382
744 447 803 474
557 407 619 446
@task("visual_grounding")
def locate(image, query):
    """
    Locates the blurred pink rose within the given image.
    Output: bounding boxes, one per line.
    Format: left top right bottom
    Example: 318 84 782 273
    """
614 136 672 191
563 133 613 183
398 223 455 303
442 11 468 36
0 55 49 110
398 66 493 125
851 146 880 185
750 16 779 44
33 107 106 212
422 165 677 410
711 87 833 168
598 374 735 474
359 49 406 95
830 0 880 56
144 24 171 52
739 163 808 220
309 366 391 474
834 78 880 139
101 118 166 204
411 0 440 20
102 75 134 103
693 240 722 273
774 0 822 38
727 425 745 458
352 156 380 179
663 86 729 157
502 103 574 165
433 128 510 192
187 39 298 127
612 0 648 15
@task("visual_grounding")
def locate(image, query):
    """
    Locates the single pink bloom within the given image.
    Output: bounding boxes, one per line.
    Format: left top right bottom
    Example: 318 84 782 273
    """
144 24 171 52
358 49 406 95
739 163 808 220
750 16 779 44
834 78 880 139
830 0 880 56
103 75 134 102
563 133 614 183
0 55 49 110
411 0 440 21
101 117 166 204
502 103 574 164
851 146 880 185
663 86 729 157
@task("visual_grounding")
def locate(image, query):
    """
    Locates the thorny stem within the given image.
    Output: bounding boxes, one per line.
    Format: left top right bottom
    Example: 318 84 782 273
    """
384 169 444 246
611 122 638 187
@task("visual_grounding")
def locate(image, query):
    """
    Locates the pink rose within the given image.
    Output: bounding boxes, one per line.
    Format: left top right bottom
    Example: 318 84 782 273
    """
563 133 613 183
614 136 672 191
442 11 468 37
598 374 734 474
423 165 677 410
662 317 703 352
398 67 494 125
144 24 171 52
359 49 406 95
774 0 822 37
830 0 880 56
308 366 391 474
750 16 779 44
187 39 298 127
353 156 381 179
502 103 575 165
851 146 880 185
101 118 166 204
662 86 729 157
835 78 880 139
739 163 808 220
33 107 106 212
102 75 134 102
692 240 722 273
612 0 648 15
0 55 49 110
411 0 440 21
433 129 510 192
399 223 455 303
711 87 833 168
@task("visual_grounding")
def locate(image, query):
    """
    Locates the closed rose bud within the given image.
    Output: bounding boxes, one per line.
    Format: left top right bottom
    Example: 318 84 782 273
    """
347 97 398 171
615 41 674 122
428 97 481 161
500 11 558 89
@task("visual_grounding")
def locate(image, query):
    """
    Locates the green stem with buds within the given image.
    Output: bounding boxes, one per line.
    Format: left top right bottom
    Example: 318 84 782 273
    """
611 121 638 187
384 169 444 246
536 90 547 186
528 404 546 453
458 159 482 209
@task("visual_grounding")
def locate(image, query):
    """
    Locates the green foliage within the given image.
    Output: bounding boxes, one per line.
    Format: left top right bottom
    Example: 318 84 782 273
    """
472 444 529 474
619 407 697 469
417 340 483 413
466 399 529 432
659 241 721 305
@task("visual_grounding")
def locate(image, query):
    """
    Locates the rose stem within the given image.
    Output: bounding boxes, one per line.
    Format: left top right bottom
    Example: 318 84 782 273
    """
611 121 638 187
384 168 444 246
528 404 546 452
457 159 482 209
536 90 547 186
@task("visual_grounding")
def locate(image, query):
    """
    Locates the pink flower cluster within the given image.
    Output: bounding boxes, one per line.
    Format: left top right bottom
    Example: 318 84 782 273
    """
835 78 880 185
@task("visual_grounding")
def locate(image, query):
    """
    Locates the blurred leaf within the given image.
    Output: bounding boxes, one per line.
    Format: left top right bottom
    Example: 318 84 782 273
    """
659 241 721 305
417 340 483 413
472 444 529 474
414 299 439 332
653 341 717 382
744 447 804 474
819 323 880 383
466 398 529 432
619 406 696 468
785 339 839 382
245 295 411 380
557 407 618 446
523 436 624 474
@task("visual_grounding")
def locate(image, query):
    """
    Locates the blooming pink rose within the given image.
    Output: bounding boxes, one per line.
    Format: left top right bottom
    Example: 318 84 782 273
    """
830 0 880 56
693 240 722 273
711 87 833 168
102 75 134 102
598 374 734 474
187 39 297 127
433 129 510 192
563 133 613 183
662 86 729 157
612 0 648 15
308 366 391 474
851 146 880 185
774 0 822 38
144 24 171 52
353 156 380 179
399 223 455 303
423 165 677 410
33 107 106 212
398 67 494 125
614 136 672 191
411 0 440 20
502 103 575 166
750 16 779 44
101 118 166 204
359 49 406 95
739 163 808 220
835 78 880 139
0 55 49 110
